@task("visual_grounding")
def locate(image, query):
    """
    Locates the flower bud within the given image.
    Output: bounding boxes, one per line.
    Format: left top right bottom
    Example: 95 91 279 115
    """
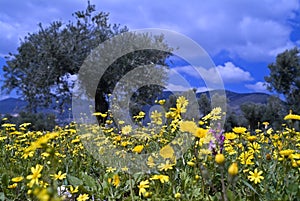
228 162 238 176
215 153 225 165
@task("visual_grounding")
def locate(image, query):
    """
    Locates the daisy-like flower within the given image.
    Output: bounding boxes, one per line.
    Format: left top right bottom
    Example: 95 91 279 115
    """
225 132 237 140
50 171 67 180
279 149 295 157
158 160 175 171
239 151 254 165
248 168 264 184
121 125 132 134
147 156 156 168
77 194 89 201
151 110 163 125
232 127 247 134
248 142 261 153
26 164 43 187
69 186 79 194
138 180 150 196
176 96 188 108
195 128 208 138
150 174 169 183
106 167 116 173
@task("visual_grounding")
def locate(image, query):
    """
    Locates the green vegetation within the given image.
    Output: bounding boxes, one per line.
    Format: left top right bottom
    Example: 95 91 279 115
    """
0 96 299 200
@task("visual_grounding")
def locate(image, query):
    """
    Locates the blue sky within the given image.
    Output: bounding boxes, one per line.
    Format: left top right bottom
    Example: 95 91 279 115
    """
1 0 300 100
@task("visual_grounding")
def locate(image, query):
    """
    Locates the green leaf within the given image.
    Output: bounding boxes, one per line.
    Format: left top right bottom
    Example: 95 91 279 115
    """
226 189 236 201
1 173 9 187
67 175 83 186
242 180 259 195
286 183 298 194
0 192 5 201
80 172 97 190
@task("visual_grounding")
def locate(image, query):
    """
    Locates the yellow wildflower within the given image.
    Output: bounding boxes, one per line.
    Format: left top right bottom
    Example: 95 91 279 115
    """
247 136 257 142
239 151 254 165
150 174 169 183
69 186 79 194
133 145 144 153
248 168 264 184
158 99 166 105
8 183 17 189
225 132 237 140
174 192 181 199
50 171 67 181
232 127 247 134
187 161 195 167
122 125 132 134
26 164 43 187
106 167 116 173
12 176 24 183
176 96 188 108
279 149 295 157
194 128 208 138
147 156 156 168
77 194 89 201
179 121 197 134
34 188 50 201
284 110 300 121
158 160 175 171
159 145 175 159
151 110 163 125
112 174 120 187
138 180 150 196
92 112 107 118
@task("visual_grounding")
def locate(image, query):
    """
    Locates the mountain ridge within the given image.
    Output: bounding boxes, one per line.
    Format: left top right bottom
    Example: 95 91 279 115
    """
0 90 277 116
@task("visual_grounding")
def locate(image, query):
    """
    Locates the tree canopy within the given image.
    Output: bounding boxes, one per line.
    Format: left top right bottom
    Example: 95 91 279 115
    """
2 2 172 119
265 47 300 113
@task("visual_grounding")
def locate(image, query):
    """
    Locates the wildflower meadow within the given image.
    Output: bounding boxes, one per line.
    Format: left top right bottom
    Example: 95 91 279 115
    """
0 96 300 200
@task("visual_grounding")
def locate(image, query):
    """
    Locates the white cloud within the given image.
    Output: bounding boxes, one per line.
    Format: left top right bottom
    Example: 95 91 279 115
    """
171 62 253 84
245 81 269 93
216 62 253 83
165 83 208 93
0 0 299 61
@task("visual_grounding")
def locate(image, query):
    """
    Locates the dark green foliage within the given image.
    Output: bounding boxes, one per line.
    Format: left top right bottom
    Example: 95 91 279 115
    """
2 2 171 118
3 112 56 131
240 102 266 131
224 111 243 131
198 93 212 116
265 47 300 113
262 96 286 129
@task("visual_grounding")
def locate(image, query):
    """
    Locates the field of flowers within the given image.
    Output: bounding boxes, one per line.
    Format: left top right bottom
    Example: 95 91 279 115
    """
0 96 300 201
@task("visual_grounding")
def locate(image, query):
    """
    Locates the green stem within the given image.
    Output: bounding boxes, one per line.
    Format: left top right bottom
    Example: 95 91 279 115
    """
220 168 228 201
129 174 134 201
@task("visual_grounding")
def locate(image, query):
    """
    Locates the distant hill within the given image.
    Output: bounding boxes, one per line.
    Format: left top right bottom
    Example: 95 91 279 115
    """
0 90 277 119
159 90 272 107
0 98 27 114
